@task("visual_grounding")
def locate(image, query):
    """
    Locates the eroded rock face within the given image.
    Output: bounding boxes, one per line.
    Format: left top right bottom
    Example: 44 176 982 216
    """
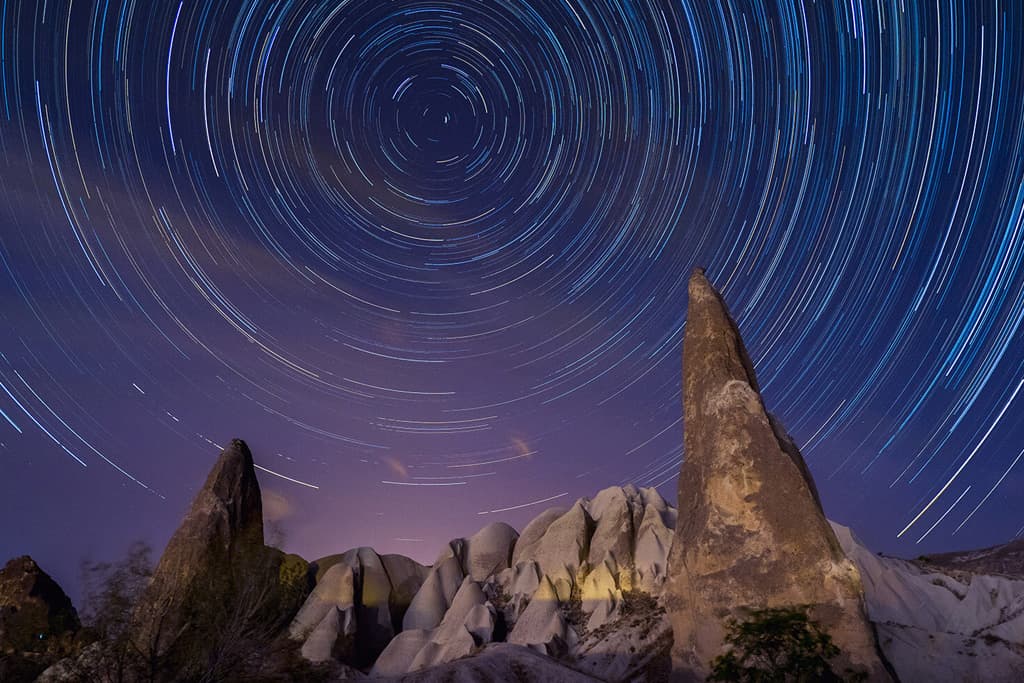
131 439 309 678
665 269 891 681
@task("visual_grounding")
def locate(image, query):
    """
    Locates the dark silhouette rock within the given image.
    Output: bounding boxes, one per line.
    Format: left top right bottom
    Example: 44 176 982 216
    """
0 556 79 680
665 268 891 681
131 439 310 679
0 556 79 651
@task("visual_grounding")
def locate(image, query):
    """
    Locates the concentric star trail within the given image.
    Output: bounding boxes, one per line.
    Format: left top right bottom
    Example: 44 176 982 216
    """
1 1 1023 576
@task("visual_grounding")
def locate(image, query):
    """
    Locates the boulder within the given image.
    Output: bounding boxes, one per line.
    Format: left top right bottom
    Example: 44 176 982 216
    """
586 488 636 588
290 549 428 666
0 556 79 681
381 553 431 626
370 629 433 677
664 269 891 681
634 502 675 592
372 577 496 676
511 507 566 567
520 501 592 602
300 603 357 664
289 561 357 642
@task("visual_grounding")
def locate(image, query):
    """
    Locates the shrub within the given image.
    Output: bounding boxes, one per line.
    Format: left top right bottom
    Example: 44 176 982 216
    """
708 606 852 682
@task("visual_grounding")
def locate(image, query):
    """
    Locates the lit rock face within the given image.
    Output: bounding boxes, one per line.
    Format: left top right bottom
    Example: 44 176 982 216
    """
665 269 891 681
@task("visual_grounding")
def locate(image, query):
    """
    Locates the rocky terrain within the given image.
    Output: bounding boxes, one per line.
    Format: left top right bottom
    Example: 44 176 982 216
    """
2 268 1022 681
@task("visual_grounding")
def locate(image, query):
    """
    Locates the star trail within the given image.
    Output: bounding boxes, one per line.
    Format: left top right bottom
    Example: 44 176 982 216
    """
2 1 1024 590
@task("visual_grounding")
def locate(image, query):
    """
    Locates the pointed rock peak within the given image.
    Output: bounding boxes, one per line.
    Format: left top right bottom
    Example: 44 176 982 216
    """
200 438 264 540
684 269 823 506
667 270 891 680
131 438 309 676
686 266 761 395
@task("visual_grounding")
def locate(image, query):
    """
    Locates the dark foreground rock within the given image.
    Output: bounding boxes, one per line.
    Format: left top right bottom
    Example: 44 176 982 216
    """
664 268 891 681
129 439 311 681
0 557 80 681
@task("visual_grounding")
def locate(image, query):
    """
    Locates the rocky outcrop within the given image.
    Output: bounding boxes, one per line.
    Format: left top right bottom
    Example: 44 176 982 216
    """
290 547 430 667
286 485 677 678
0 556 79 681
665 269 891 681
131 439 310 679
836 522 1024 682
372 577 496 676
0 556 79 652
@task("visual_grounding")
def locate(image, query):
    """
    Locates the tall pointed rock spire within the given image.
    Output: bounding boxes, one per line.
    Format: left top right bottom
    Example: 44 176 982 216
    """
665 269 891 681
132 439 309 679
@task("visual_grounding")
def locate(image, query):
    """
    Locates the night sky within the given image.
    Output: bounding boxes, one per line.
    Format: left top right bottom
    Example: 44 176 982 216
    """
2 0 1024 599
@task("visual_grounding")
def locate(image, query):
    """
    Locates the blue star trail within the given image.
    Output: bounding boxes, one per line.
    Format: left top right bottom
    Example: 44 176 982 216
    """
1 1 1023 582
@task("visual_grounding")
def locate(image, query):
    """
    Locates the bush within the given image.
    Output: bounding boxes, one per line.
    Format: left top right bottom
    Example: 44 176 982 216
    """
709 606 849 682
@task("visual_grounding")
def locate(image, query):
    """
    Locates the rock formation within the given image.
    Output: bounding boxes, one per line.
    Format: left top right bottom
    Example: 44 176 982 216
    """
289 547 430 667
665 268 891 681
131 439 310 679
0 556 79 652
835 522 1024 681
16 269 1024 681
0 556 79 681
287 484 675 679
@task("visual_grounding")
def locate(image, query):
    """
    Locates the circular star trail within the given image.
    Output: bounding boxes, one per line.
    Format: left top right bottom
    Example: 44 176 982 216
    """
1 1 1024 574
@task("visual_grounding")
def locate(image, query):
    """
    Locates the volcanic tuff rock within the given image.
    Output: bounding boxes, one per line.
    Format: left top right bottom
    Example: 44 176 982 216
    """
131 439 310 679
664 268 891 681
289 484 677 679
836 522 1024 682
289 547 430 667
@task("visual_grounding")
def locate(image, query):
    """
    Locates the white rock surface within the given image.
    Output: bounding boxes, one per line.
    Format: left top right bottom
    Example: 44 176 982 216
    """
581 559 622 630
634 501 675 593
508 574 576 653
833 522 1024 682
300 604 356 663
291 547 428 666
586 488 635 588
402 555 465 631
523 501 592 601
373 577 497 676
512 507 567 566
370 629 433 677
462 522 519 581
